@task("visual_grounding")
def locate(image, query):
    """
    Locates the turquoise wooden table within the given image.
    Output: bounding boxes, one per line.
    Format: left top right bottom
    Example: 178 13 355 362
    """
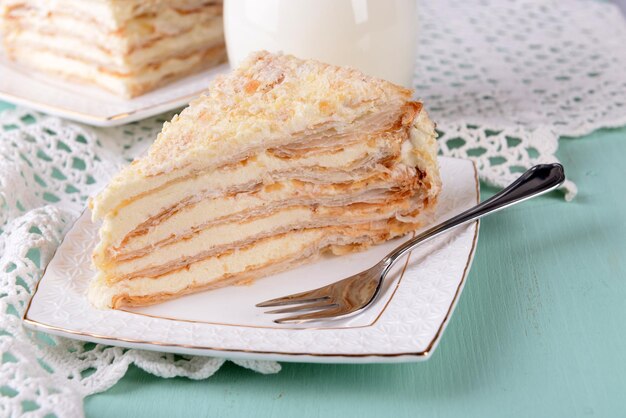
2 101 625 417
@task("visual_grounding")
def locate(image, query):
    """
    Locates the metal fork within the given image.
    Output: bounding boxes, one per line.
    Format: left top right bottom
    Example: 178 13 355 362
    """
257 163 566 324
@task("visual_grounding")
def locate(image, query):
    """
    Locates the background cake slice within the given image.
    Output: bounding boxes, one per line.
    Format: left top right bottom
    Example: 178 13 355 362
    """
88 51 441 309
0 0 226 97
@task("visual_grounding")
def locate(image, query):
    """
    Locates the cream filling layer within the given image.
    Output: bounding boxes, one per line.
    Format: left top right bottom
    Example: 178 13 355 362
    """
4 0 215 31
97 139 403 249
109 177 411 256
88 223 401 309
101 198 421 280
88 228 327 309
4 5 222 54
90 105 408 218
7 18 224 70
9 45 224 95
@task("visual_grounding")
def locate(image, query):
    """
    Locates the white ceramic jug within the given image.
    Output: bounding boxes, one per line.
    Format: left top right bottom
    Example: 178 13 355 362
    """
224 0 417 87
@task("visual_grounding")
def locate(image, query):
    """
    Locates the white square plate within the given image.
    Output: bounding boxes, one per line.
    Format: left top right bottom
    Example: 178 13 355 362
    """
23 157 479 363
0 56 229 127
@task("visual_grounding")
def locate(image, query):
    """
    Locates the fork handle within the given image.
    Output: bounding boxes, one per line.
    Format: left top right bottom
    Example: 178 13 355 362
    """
383 163 566 267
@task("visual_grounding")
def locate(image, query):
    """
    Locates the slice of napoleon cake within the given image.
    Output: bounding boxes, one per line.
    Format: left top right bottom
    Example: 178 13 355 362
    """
88 51 441 309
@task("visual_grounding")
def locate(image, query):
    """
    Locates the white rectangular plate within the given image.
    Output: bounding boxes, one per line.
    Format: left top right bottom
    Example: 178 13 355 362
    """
23 157 479 363
0 55 229 127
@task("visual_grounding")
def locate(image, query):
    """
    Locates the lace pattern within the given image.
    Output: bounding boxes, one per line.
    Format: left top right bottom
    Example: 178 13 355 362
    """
0 111 280 418
415 0 626 199
1 0 626 416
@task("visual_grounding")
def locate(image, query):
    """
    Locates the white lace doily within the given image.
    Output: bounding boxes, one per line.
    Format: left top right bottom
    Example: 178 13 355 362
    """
416 0 626 200
0 111 280 418
1 0 625 416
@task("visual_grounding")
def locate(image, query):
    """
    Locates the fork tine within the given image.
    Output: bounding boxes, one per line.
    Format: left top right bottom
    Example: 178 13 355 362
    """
264 301 338 315
255 288 330 308
273 306 348 324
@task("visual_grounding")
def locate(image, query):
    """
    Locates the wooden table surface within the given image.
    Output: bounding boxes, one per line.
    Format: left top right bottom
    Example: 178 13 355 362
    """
3 101 625 417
